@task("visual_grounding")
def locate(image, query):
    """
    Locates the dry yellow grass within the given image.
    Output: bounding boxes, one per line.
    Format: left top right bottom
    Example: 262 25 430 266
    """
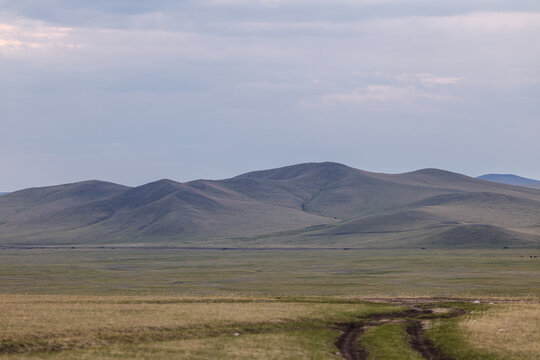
461 303 540 359
0 294 390 334
1 331 336 360
0 295 318 334
0 294 395 358
4 294 539 359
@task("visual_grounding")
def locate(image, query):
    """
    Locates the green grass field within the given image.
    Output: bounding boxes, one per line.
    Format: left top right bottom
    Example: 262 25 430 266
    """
0 248 538 296
1 247 539 359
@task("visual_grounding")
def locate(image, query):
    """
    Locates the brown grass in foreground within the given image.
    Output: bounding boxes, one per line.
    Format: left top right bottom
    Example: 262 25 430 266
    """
0 294 395 357
461 303 540 359
1 295 539 359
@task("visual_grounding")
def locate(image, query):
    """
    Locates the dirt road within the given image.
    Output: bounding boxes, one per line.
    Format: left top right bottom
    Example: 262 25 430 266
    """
336 305 466 360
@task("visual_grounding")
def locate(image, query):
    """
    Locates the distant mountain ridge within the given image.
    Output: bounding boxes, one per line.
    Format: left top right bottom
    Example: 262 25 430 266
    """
477 174 540 189
1 162 539 248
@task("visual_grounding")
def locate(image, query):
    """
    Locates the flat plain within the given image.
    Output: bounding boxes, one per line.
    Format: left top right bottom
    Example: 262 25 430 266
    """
1 247 539 359
1 248 538 296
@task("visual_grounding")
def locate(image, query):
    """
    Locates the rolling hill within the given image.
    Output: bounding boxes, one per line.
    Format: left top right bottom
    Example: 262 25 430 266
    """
477 174 540 189
1 162 539 248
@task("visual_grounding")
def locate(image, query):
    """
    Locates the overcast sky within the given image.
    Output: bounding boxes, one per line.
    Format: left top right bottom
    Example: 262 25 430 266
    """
1 0 539 191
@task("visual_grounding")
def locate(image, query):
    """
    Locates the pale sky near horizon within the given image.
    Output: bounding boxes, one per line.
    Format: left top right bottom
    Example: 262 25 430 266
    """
1 0 539 191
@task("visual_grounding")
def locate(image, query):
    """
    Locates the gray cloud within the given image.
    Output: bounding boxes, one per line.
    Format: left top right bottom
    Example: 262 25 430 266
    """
2 0 540 27
1 1 539 190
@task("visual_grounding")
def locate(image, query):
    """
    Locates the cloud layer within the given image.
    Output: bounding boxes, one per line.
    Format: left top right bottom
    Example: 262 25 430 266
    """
1 1 539 190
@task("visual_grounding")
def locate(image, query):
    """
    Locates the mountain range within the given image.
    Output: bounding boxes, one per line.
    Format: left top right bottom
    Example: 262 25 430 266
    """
1 162 539 248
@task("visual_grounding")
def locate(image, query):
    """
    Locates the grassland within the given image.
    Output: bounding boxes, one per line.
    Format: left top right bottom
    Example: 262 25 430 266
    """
0 295 398 359
461 303 540 357
1 247 539 359
426 302 540 360
0 248 538 296
0 295 538 359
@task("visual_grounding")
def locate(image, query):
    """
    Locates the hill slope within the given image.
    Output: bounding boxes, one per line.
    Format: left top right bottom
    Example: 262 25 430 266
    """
477 174 540 189
1 162 539 248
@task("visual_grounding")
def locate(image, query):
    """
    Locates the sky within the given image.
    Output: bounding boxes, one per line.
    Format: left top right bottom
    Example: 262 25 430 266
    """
1 0 539 191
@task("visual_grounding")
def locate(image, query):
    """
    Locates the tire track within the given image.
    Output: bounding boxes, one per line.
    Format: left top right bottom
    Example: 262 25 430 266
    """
406 320 453 360
335 306 466 360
